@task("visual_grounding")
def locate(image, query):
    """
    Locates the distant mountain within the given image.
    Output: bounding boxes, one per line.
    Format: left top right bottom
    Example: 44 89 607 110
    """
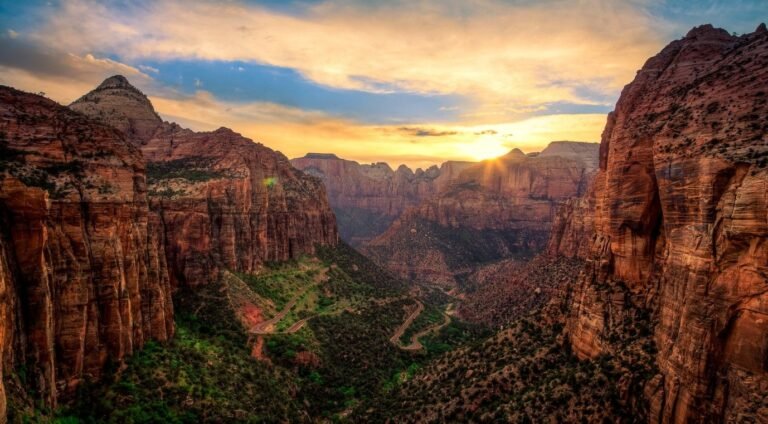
291 153 473 245
362 141 598 287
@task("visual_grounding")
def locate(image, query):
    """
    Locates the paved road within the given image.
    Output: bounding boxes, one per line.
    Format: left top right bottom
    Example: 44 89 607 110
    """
250 267 328 335
390 301 453 351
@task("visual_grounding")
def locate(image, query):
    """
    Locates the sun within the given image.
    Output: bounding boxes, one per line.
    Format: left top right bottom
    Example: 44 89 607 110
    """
464 139 511 162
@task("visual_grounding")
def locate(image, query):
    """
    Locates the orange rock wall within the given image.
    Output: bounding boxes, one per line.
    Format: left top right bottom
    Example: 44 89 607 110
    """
551 25 768 423
0 87 174 410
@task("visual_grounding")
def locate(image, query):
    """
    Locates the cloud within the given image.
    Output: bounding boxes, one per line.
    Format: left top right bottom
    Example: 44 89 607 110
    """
7 29 18 39
147 88 606 168
0 36 152 102
0 36 147 83
138 64 159 73
31 0 668 122
396 127 459 137
0 0 630 168
0 49 607 170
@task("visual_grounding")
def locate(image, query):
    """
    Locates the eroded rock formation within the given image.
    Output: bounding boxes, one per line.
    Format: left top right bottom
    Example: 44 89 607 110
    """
291 153 473 245
72 77 338 287
548 25 768 423
364 142 598 286
0 75 339 419
0 86 174 413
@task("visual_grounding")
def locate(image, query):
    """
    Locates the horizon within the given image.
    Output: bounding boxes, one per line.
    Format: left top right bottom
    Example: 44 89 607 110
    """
1 0 766 168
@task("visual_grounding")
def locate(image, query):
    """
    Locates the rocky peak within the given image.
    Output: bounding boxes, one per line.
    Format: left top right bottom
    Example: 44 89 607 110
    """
539 141 600 170
360 162 394 180
96 74 141 91
504 148 526 158
424 165 440 179
757 22 767 34
303 153 340 160
70 75 162 143
684 24 731 40
212 126 238 136
395 164 414 177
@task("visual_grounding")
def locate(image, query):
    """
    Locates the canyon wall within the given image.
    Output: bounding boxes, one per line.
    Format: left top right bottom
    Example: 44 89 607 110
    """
364 143 598 287
0 76 339 419
0 86 174 414
291 153 473 245
548 25 768 423
72 76 338 287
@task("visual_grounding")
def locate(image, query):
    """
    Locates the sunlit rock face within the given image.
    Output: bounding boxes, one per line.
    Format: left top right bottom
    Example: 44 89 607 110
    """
72 76 339 287
548 25 768 423
0 86 174 411
363 142 598 287
291 153 473 246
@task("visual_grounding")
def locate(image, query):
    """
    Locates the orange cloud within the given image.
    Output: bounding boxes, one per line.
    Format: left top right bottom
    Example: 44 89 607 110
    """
149 91 603 169
36 0 666 122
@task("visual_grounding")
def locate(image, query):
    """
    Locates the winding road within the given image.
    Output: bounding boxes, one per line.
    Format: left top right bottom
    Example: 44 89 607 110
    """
389 301 425 345
249 267 328 335
390 301 452 351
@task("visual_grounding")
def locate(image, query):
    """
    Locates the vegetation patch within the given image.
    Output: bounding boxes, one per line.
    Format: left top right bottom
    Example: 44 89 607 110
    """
55 283 303 423
146 157 225 184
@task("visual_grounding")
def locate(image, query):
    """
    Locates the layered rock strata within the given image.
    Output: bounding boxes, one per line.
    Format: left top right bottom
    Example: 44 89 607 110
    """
0 86 174 413
71 76 338 287
364 142 598 286
291 153 473 245
548 25 768 423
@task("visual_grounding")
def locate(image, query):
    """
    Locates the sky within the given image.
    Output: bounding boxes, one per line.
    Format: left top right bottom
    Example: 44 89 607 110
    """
0 0 766 169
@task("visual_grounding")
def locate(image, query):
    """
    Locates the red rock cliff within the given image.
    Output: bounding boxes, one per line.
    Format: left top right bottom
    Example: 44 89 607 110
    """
550 25 768 423
291 153 473 245
364 143 598 286
0 86 174 413
71 77 338 287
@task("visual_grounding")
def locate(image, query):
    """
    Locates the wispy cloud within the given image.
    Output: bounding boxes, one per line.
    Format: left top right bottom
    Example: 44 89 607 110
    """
6 0 759 168
147 89 604 167
396 127 459 137
138 64 159 73
31 0 668 122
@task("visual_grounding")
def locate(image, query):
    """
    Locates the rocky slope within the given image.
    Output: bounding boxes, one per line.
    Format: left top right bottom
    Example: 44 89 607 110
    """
71 76 338 287
363 142 598 287
456 256 584 327
0 86 174 415
548 24 768 423
291 153 473 245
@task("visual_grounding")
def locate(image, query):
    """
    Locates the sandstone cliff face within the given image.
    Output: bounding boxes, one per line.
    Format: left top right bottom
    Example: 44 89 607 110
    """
0 236 12 423
550 25 768 423
291 153 473 245
364 143 598 286
0 86 174 412
71 77 338 287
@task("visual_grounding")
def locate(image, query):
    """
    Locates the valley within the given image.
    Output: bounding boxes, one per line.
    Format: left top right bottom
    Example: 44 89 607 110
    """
0 7 766 423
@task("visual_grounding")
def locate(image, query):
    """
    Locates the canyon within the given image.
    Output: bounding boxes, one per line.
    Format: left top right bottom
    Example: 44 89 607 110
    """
369 23 768 424
0 76 338 418
361 142 598 287
291 153 473 246
0 19 766 424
